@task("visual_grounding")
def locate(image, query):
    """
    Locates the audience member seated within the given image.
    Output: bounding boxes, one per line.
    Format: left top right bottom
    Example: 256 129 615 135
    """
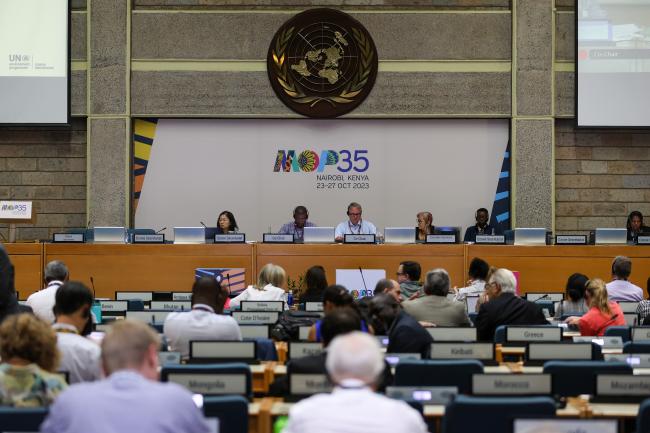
278 205 316 242
555 273 589 317
0 314 67 406
636 277 650 325
402 268 470 327
298 265 328 303
229 263 287 310
627 210 649 241
164 277 241 359
374 278 401 303
370 294 433 357
308 285 367 342
52 282 102 384
565 278 626 336
283 332 427 433
475 268 547 341
41 320 210 433
416 211 435 242
397 261 423 301
270 307 392 395
0 245 22 323
463 207 496 242
334 202 377 241
452 257 489 302
606 256 643 302
26 260 69 324
216 210 238 234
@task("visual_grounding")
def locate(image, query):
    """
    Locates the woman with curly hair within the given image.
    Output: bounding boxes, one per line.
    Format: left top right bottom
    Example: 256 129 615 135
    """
0 314 67 406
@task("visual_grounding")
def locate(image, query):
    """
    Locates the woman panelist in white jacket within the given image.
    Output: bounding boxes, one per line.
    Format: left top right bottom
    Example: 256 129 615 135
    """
229 263 287 310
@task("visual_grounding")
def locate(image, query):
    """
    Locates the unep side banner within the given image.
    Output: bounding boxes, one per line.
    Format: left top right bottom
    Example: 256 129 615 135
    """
134 119 509 241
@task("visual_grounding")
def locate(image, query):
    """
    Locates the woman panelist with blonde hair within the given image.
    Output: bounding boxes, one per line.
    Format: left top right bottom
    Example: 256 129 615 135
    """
565 278 626 336
229 263 288 310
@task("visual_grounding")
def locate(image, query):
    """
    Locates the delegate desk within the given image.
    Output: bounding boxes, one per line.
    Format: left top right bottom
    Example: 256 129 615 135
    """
257 244 465 290
467 245 650 293
5 243 42 296
42 243 254 299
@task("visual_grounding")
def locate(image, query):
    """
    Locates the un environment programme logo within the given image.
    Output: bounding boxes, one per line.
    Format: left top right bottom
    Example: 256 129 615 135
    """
267 8 378 118
274 149 371 191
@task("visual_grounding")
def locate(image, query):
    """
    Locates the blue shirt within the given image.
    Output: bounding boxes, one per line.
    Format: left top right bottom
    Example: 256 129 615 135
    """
278 221 316 240
40 370 210 433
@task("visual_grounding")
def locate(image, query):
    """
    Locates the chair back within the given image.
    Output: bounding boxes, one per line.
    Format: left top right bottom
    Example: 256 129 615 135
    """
394 360 483 394
623 341 650 354
605 326 631 343
203 395 248 433
494 325 506 343
543 360 632 397
0 407 48 431
637 397 650 433
442 395 555 433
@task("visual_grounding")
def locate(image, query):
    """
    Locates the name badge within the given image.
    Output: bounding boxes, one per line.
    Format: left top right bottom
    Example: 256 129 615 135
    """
159 352 182 366
167 373 247 395
597 374 650 396
344 234 375 244
430 342 494 360
304 302 323 312
290 374 332 395
53 233 85 243
150 301 191 311
133 234 165 244
385 386 457 405
190 341 256 360
427 327 477 341
172 292 192 301
231 311 279 324
475 235 505 244
239 325 270 339
472 374 551 395
604 353 650 367
263 233 295 243
214 233 246 243
555 235 588 245
240 301 284 312
573 336 623 348
289 342 323 359
99 301 128 312
636 236 650 245
426 234 456 244
527 343 592 361
506 327 562 342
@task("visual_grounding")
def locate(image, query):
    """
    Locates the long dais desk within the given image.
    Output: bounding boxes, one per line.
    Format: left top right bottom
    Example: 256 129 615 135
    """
6 243 650 299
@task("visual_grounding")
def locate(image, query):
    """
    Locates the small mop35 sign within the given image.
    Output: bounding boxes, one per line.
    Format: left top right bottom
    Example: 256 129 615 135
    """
267 8 378 118
0 201 32 219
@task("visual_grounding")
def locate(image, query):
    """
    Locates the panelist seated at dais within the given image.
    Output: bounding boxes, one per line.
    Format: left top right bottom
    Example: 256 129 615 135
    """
216 210 238 234
334 202 376 241
463 207 497 242
278 205 316 241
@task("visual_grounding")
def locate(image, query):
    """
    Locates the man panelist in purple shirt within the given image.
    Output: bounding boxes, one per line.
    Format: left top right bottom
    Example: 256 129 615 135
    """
41 320 210 433
606 255 643 302
278 205 315 241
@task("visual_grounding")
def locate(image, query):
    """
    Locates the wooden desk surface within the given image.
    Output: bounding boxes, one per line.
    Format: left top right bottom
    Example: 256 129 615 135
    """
257 244 465 289
43 243 255 299
4 243 42 297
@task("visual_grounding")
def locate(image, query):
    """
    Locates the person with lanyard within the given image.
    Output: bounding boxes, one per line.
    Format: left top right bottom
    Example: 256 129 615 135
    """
463 207 497 243
278 205 315 241
334 202 377 242
52 281 102 384
163 277 241 359
283 331 427 433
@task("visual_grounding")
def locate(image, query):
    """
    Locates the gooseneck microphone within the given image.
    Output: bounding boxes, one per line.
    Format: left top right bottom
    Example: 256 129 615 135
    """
89 276 96 298
358 267 368 296
155 227 167 234
226 273 232 295
199 221 208 228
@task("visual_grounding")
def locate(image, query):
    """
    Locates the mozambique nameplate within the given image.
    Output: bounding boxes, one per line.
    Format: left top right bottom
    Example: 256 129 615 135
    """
267 8 378 118
263 233 295 243
344 234 375 244
214 233 245 243
475 235 505 245
53 233 84 243
133 234 165 244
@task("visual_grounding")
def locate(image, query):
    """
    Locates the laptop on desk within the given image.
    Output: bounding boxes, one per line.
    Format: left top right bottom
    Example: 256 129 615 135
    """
384 227 415 244
93 227 126 243
595 228 627 245
303 227 335 244
173 227 205 244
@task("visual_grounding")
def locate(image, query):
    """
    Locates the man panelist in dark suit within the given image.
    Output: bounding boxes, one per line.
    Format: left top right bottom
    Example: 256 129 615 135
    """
475 268 547 341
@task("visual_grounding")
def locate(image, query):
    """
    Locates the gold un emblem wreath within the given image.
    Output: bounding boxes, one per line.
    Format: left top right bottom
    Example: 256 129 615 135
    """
267 8 378 118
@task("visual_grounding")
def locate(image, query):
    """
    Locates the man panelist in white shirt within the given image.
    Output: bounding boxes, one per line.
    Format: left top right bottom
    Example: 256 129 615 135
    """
164 277 242 359
284 331 427 433
26 260 69 324
52 281 102 384
334 202 377 241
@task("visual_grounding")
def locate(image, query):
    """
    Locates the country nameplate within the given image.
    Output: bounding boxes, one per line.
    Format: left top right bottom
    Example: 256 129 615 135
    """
475 235 505 244
133 234 165 244
263 233 295 243
426 234 456 244
53 233 85 243
472 374 551 395
555 235 588 245
344 234 375 244
214 233 246 243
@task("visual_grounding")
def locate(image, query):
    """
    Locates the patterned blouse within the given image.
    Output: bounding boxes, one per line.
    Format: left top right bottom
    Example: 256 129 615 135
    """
0 363 67 407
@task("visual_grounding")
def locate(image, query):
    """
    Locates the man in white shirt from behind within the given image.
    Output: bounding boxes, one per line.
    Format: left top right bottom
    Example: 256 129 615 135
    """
453 257 489 303
26 260 69 324
52 281 102 384
164 277 242 359
284 331 427 433
606 256 643 302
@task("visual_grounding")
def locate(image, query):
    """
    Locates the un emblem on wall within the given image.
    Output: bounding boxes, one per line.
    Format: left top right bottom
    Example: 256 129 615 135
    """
267 8 378 118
